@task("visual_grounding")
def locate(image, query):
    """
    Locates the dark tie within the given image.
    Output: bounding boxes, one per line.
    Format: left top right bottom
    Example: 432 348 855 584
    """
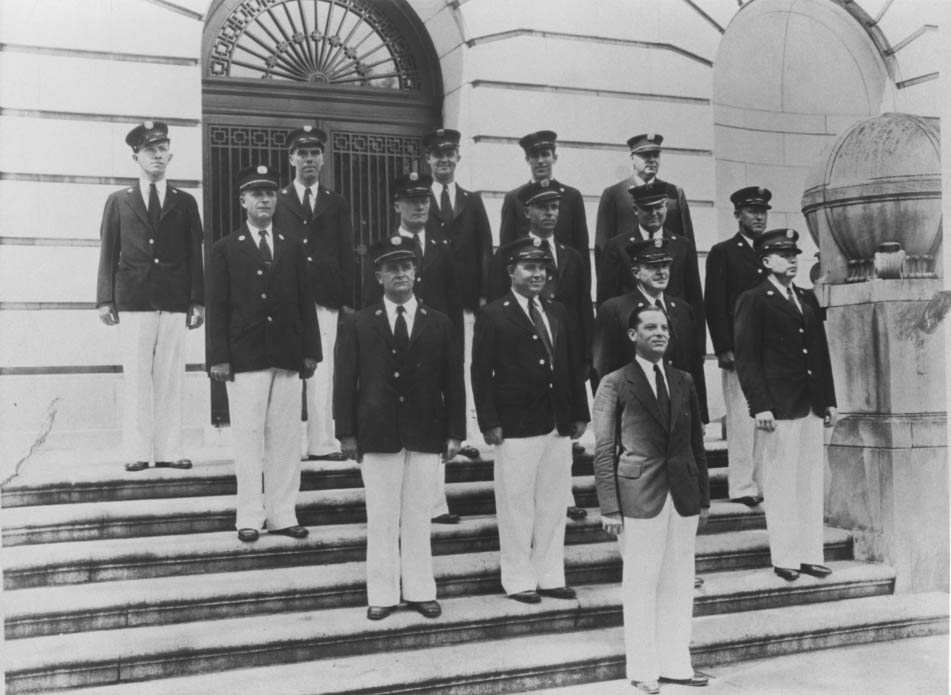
258 230 272 265
654 364 670 426
787 286 801 313
529 298 554 365
394 305 409 350
440 184 453 222
302 187 313 221
411 234 424 264
148 183 161 228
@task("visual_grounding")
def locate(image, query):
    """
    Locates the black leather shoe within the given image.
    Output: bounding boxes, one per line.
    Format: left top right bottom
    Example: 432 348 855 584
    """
630 680 660 694
303 452 347 461
694 576 704 588
431 513 461 524
237 528 259 542
155 459 192 469
774 566 801 581
566 506 588 521
367 605 396 620
537 586 576 599
406 600 442 618
800 563 832 578
269 525 309 539
659 672 709 686
124 461 149 472
730 496 763 507
457 445 481 460
507 590 541 604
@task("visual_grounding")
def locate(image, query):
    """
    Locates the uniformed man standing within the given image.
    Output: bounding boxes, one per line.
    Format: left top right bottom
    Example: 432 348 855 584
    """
274 125 354 463
499 130 591 280
704 186 772 506
594 133 694 264
335 237 465 621
206 165 320 542
734 229 837 582
472 237 589 603
96 121 204 472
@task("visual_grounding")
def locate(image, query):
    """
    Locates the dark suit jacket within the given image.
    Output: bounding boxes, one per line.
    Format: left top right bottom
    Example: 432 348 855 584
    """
704 233 768 355
472 292 589 438
592 361 709 519
499 179 591 280
205 223 321 374
594 176 694 261
274 184 355 310
362 232 463 336
333 302 465 455
426 185 493 312
486 239 594 367
734 280 837 419
592 290 708 422
96 183 204 312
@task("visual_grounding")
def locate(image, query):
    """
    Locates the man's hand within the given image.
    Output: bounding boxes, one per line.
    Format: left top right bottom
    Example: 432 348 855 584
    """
98 304 119 326
444 438 461 461
717 350 735 370
755 410 776 432
209 362 232 382
698 507 710 531
301 357 318 379
483 427 504 446
340 436 361 462
187 304 205 329
569 421 587 440
824 406 838 428
601 512 623 536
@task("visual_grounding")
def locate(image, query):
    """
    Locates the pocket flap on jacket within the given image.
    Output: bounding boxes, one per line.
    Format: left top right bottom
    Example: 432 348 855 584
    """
616 461 645 479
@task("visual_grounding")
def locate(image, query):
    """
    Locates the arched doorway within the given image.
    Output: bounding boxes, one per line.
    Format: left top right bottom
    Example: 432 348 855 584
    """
202 0 443 424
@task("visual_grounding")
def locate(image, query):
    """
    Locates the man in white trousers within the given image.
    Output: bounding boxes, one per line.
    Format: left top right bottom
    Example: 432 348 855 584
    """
206 165 320 542
592 304 710 694
96 121 204 472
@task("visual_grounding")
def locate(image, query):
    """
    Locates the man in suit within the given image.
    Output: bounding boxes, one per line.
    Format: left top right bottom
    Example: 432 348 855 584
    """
594 133 694 264
363 172 462 337
472 236 590 604
423 128 493 521
705 186 772 506
274 125 355 463
96 121 204 472
592 304 710 694
335 237 465 621
734 229 837 583
499 130 591 280
206 165 320 542
593 238 707 423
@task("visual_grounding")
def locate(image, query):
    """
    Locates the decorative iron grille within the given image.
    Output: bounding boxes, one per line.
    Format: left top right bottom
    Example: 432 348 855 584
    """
208 0 420 89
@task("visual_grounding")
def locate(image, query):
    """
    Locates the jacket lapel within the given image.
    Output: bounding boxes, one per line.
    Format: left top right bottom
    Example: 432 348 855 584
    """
540 296 559 352
371 304 396 347
451 187 469 222
407 304 430 349
124 186 153 231
313 185 332 218
159 186 184 221
420 236 437 274
278 186 309 221
236 223 266 265
502 292 536 335
763 282 804 321
667 368 687 431
625 361 668 430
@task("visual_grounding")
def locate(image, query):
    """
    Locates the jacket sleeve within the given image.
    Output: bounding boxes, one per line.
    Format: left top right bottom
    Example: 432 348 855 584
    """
499 191 519 246
704 244 732 355
486 250 509 303
733 290 772 416
596 242 623 306
335 197 356 308
333 313 359 440
681 237 707 358
686 373 710 508
560 302 590 424
96 194 120 307
472 195 494 303
204 241 231 368
594 186 615 261
806 293 838 409
298 247 322 364
186 195 205 305
443 315 467 441
677 186 694 243
569 190 592 285
471 310 499 433
592 375 622 517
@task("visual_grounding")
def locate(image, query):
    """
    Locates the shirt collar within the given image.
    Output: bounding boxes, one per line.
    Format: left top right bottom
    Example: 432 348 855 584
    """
400 226 425 246
635 352 665 380
140 178 167 195
293 180 317 201
383 294 417 317
431 180 456 198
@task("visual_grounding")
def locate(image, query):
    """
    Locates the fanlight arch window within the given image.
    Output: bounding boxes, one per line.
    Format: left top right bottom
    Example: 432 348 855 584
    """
208 0 420 89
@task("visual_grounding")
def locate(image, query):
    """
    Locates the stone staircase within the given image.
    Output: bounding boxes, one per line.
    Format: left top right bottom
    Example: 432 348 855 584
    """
1 447 947 694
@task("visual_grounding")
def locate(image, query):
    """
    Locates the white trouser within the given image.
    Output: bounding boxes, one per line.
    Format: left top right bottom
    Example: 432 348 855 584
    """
228 369 302 531
361 450 440 606
620 494 698 682
119 310 186 463
304 304 339 456
757 413 826 569
723 368 761 498
494 430 572 594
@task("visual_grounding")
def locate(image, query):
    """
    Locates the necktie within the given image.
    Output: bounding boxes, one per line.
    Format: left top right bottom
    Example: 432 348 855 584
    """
302 187 313 220
529 298 554 365
394 305 409 350
148 183 161 228
787 286 801 313
440 184 453 222
258 230 272 264
654 364 670 426
412 234 424 264
544 238 556 268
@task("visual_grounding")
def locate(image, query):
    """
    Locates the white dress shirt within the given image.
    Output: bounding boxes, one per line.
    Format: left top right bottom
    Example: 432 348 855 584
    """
511 290 552 342
293 180 318 212
768 275 801 313
250 223 274 256
139 178 167 208
383 295 418 336
635 353 668 399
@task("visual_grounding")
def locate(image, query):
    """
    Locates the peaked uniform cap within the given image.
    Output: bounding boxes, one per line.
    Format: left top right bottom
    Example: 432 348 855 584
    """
125 121 169 151
423 128 461 151
518 130 558 153
754 228 802 255
236 164 279 191
392 171 433 199
286 125 327 152
518 179 563 206
730 186 773 209
370 235 418 265
627 133 663 153
627 237 674 264
499 236 554 265
628 182 668 207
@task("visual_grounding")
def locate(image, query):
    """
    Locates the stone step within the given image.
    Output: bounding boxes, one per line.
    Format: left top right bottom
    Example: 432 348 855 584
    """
2 473 736 547
1 504 816 590
9 592 947 695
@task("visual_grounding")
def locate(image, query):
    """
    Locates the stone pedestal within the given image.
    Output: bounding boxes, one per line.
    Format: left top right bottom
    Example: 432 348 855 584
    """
820 279 949 593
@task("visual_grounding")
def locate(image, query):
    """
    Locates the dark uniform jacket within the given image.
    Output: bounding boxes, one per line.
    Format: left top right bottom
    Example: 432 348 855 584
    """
704 232 767 356
499 179 591 280
426 185 493 312
593 290 708 422
486 238 595 369
333 302 465 455
96 183 204 312
733 280 837 420
472 292 590 438
274 184 355 310
362 232 463 337
205 223 321 374
594 176 694 261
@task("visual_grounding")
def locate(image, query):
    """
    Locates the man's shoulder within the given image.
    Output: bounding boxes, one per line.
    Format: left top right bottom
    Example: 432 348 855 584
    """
551 180 583 198
166 184 198 204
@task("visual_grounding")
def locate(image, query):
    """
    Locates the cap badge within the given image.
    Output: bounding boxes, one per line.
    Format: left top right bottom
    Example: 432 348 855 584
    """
256 165 267 174
653 238 662 248
648 132 656 140
303 125 312 132
532 237 542 247
541 179 550 188
757 187 765 195
409 172 418 181
786 229 795 239
391 236 402 245
436 129 444 136
144 121 153 129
